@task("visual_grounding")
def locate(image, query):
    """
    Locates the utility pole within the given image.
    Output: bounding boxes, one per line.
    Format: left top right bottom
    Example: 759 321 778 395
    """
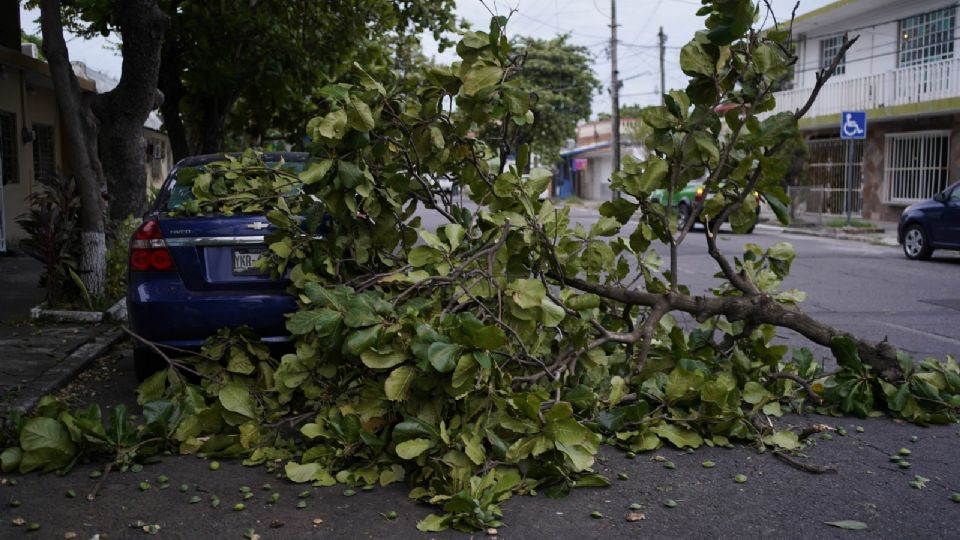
610 0 621 179
658 26 666 105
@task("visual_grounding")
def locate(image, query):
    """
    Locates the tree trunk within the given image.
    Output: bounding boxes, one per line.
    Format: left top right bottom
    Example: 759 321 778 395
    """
198 96 237 154
157 0 190 162
39 0 106 297
94 0 169 221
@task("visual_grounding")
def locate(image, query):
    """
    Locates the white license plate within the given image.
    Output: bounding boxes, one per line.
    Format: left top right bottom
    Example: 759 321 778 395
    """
232 248 266 276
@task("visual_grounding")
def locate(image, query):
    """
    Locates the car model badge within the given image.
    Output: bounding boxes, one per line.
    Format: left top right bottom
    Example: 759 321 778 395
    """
247 221 269 231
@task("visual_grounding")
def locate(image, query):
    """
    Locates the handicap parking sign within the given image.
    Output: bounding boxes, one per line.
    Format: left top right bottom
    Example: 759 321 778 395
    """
840 111 866 139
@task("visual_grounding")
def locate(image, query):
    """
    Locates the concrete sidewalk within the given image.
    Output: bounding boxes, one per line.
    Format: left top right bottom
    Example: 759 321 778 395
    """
554 199 901 248
0 253 123 416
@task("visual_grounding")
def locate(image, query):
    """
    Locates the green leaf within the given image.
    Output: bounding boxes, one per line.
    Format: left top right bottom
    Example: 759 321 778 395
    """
347 96 376 132
286 309 342 336
427 342 461 373
416 513 449 532
316 109 348 139
824 521 868 530
508 279 546 309
300 159 334 185
680 41 715 76
384 366 417 401
285 462 323 483
20 418 75 455
338 161 364 189
344 325 381 356
742 381 770 405
650 424 703 449
830 336 863 372
462 65 503 96
395 438 432 460
219 383 257 419
360 349 409 370
764 430 800 450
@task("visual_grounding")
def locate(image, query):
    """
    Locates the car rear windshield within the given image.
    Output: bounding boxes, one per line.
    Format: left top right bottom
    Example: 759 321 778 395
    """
164 160 307 212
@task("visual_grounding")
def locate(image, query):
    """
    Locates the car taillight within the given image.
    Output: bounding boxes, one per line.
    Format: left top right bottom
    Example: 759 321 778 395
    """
130 220 175 272
695 186 704 203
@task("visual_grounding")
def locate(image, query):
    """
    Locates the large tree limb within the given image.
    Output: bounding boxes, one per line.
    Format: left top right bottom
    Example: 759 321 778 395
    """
557 275 902 382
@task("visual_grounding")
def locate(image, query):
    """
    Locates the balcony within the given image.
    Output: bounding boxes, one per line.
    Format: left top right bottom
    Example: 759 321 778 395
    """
771 57 960 120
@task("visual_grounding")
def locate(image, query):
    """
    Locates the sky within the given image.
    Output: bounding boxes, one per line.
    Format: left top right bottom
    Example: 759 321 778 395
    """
19 0 837 119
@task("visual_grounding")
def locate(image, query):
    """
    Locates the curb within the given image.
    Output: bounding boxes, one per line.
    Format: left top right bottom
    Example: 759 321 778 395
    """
5 326 127 416
778 226 899 248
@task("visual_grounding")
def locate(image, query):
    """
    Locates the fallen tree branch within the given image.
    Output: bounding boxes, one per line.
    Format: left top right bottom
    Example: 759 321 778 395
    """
552 275 903 382
772 450 837 474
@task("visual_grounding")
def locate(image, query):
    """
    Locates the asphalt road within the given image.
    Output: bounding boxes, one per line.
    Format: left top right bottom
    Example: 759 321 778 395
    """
2 207 959 539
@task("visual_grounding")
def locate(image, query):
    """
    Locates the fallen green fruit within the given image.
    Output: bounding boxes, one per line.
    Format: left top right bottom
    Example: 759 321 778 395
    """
664 461 675 470
343 489 357 497
628 503 642 510
899 448 912 456
898 461 911 469
297 500 307 509
385 511 398 520
734 474 747 483
950 493 960 503
702 460 716 468
189 496 201 504
618 472 629 480
209 461 221 471
66 489 76 498
27 522 40 531
664 499 678 508
590 511 603 519
234 503 245 511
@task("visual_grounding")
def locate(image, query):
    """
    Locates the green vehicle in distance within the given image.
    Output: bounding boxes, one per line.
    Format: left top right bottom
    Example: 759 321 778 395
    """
650 180 760 233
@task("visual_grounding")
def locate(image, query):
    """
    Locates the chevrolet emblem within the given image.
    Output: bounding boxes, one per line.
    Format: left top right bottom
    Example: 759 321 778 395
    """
246 221 269 231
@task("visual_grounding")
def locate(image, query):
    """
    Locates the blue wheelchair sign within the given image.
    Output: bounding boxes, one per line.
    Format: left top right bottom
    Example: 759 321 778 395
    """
840 111 866 139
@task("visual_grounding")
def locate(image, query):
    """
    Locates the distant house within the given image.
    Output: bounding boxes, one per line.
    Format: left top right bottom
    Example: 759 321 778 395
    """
0 15 171 252
769 0 960 222
555 118 645 201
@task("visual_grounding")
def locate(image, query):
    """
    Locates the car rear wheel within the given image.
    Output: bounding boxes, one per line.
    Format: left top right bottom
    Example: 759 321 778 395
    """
903 224 933 260
134 347 167 381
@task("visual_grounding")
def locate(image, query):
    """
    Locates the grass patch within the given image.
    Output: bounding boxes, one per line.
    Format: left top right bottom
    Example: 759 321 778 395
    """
825 218 876 229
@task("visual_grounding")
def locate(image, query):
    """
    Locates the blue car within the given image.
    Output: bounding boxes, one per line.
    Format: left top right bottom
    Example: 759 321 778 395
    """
127 152 307 379
897 180 960 260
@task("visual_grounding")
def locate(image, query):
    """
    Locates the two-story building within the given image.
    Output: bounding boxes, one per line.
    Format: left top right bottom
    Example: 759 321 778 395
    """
772 0 960 222
556 118 645 201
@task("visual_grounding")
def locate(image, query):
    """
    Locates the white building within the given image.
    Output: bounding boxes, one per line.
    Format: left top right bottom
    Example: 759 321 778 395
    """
556 119 645 201
770 0 960 221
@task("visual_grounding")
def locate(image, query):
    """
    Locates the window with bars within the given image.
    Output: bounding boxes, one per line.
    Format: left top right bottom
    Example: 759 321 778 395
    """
32 124 55 181
820 36 846 75
898 6 956 67
0 111 17 185
884 131 951 203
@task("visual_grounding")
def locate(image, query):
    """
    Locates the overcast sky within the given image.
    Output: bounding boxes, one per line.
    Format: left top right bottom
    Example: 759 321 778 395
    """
20 0 836 119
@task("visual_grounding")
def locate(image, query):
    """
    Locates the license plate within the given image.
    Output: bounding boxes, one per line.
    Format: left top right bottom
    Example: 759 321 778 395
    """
232 248 266 276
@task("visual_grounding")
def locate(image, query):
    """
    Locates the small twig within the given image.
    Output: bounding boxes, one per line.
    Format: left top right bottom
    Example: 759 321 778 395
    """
772 450 837 474
87 461 114 501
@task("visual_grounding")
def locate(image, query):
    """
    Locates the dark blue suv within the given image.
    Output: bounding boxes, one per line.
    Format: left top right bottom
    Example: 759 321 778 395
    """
127 153 306 379
898 180 960 260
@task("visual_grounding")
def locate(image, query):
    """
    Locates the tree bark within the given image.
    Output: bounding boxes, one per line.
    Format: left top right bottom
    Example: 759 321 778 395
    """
39 0 106 297
94 0 169 221
558 275 903 383
157 0 190 162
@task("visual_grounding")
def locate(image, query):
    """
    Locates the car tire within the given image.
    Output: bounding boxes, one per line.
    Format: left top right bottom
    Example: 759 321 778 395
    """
902 224 933 260
134 347 167 381
677 203 691 231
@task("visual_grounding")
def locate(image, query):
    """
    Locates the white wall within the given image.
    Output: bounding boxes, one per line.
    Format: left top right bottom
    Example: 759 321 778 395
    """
794 0 959 90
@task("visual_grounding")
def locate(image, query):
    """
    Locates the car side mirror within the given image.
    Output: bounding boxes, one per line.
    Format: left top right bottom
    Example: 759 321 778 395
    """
933 192 947 203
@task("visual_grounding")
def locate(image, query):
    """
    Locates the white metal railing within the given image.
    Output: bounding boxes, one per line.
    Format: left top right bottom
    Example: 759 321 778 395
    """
769 57 960 118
